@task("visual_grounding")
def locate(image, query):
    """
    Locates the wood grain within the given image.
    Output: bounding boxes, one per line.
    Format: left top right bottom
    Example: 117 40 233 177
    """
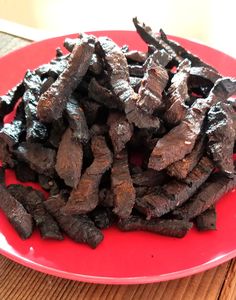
0 31 235 300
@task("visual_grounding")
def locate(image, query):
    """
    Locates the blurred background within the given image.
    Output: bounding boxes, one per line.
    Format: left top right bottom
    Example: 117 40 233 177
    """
0 0 235 57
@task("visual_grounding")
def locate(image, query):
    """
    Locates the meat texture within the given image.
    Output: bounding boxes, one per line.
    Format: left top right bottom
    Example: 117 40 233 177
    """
111 150 136 218
55 128 83 188
62 136 112 214
149 77 236 171
194 206 217 231
0 185 33 239
44 194 103 248
37 36 95 122
118 215 192 238
173 173 236 220
207 102 236 177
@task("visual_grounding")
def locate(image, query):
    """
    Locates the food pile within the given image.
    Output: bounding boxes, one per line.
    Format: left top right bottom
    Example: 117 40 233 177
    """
0 18 236 248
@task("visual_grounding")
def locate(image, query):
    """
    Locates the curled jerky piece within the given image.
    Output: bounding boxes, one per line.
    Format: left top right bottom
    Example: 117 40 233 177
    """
118 215 192 238
167 135 205 179
107 112 133 154
62 136 112 214
112 150 136 218
173 173 236 220
207 102 236 177
149 77 236 171
0 185 33 239
98 37 160 129
163 59 191 125
55 128 83 188
136 157 213 219
37 36 95 122
66 97 90 144
44 194 103 248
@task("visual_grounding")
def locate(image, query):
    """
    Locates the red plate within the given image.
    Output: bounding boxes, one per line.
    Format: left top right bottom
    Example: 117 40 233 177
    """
0 31 236 284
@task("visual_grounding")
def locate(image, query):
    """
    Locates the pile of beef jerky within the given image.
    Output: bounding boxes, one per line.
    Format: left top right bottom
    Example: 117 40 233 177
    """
0 18 236 249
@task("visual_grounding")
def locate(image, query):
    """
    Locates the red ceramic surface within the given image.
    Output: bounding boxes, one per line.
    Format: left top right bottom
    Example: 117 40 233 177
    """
0 31 236 284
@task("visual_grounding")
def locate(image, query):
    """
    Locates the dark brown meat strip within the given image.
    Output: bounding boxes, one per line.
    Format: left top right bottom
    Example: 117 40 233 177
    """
62 136 112 214
14 142 56 176
55 128 83 188
44 194 103 248
189 66 221 84
194 206 216 231
207 102 235 177
7 184 63 240
131 168 167 187
111 150 136 218
136 157 214 219
136 61 169 114
89 206 115 229
23 70 48 142
0 82 25 124
173 173 236 220
98 37 160 129
163 59 191 125
48 118 67 148
107 112 133 154
167 135 205 179
15 162 37 182
149 77 236 171
37 36 95 122
118 215 192 238
66 96 90 144
88 78 122 110
0 185 33 239
79 97 101 127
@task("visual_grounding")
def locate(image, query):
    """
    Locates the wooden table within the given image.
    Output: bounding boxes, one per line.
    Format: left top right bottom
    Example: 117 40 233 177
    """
0 31 235 300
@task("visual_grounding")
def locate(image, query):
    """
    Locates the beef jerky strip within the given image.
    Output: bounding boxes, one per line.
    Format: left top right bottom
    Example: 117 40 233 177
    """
136 156 214 219
207 102 236 177
149 77 236 171
79 97 102 127
173 173 236 220
66 96 90 143
37 36 95 122
62 135 112 214
88 78 122 110
23 70 48 142
55 128 83 188
167 135 205 179
136 61 169 114
163 59 191 126
107 112 133 154
97 37 160 129
125 50 147 63
189 66 221 85
111 150 136 218
8 185 63 240
194 206 216 231
14 142 56 176
89 206 115 229
118 215 192 238
0 185 33 239
36 54 69 79
144 49 172 68
0 82 25 125
45 194 103 248
132 168 167 187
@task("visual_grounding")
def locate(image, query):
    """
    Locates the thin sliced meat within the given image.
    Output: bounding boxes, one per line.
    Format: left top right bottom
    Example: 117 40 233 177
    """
44 194 103 248
118 215 192 238
149 77 236 171
37 36 95 122
111 150 136 218
173 173 236 220
207 102 236 177
55 128 83 188
0 185 33 239
107 112 133 154
194 206 216 231
62 136 112 214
